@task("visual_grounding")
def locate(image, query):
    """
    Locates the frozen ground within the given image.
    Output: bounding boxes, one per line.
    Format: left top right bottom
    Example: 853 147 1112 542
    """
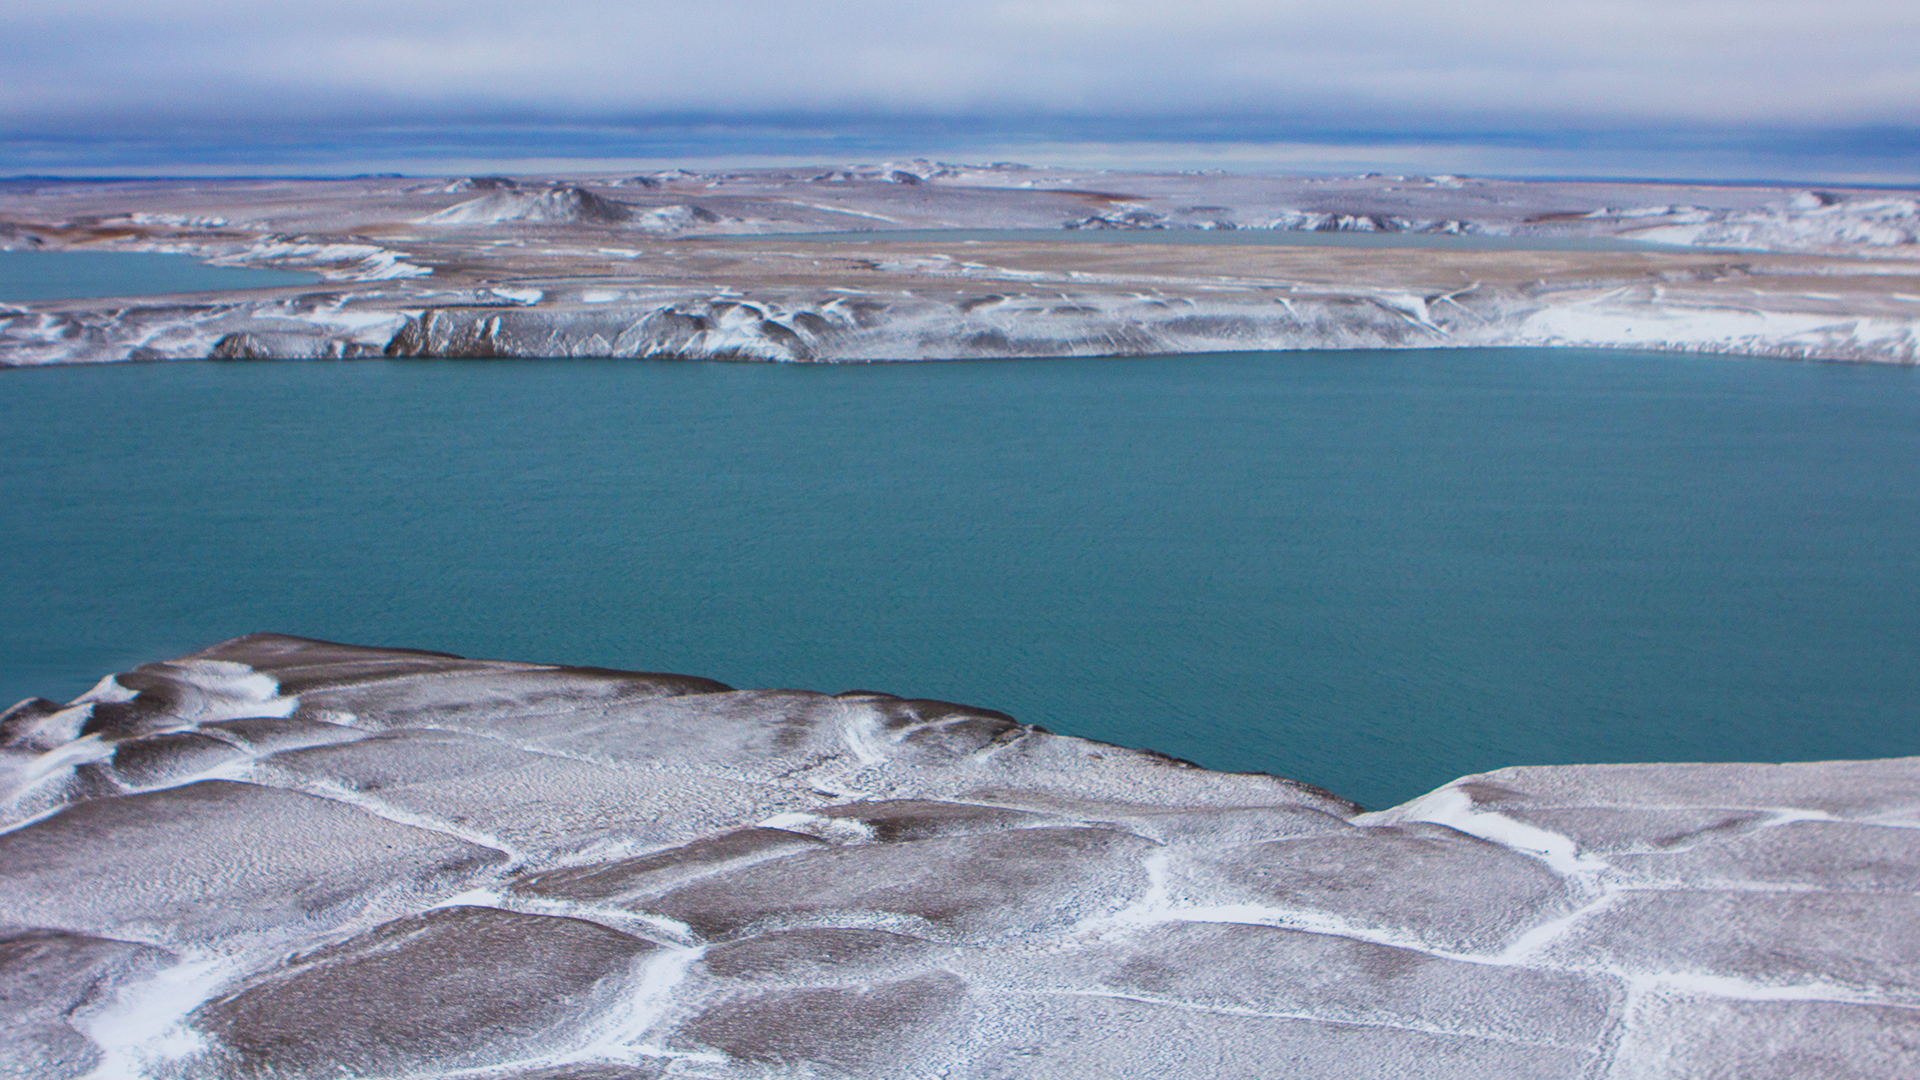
2 635 1916 1078
1 163 1917 364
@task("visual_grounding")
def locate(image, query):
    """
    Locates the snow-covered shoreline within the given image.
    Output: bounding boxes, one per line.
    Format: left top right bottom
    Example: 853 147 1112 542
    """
3 164 1917 366
7 261 1916 367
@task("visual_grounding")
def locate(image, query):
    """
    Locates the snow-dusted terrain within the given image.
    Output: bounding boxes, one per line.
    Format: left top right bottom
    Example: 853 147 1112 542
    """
2 635 1914 1078
2 163 1917 364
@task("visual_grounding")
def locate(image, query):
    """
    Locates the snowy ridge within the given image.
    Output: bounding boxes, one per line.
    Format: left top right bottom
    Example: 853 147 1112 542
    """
1 635 1914 1078
420 187 724 233
423 187 638 226
211 239 431 281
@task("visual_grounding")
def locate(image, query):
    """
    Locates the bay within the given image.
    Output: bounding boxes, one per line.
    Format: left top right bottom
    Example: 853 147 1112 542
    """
4 349 1917 809
0 250 319 303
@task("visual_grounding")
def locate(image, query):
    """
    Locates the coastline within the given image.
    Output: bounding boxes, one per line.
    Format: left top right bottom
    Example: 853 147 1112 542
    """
3 165 1916 367
3 634 1914 1077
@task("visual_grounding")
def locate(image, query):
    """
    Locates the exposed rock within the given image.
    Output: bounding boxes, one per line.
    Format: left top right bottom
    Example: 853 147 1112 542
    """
106 730 246 790
193 906 656 1077
210 331 380 360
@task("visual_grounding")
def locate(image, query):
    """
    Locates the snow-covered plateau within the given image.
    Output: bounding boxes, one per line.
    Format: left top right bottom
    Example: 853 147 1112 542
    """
2 635 1915 1078
3 165 1917 365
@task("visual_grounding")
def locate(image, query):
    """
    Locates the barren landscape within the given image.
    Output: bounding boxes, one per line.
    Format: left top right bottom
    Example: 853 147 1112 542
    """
5 636 1915 1078
4 163 1918 364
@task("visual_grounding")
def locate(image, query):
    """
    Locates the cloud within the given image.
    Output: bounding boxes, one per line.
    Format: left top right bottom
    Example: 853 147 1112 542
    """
4 0 1917 128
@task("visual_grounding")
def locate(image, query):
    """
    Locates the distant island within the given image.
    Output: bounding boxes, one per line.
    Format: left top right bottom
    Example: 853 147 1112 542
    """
2 162 1917 365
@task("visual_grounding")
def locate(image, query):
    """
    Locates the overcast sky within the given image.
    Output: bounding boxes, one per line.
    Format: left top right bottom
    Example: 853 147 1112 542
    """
4 1 1917 175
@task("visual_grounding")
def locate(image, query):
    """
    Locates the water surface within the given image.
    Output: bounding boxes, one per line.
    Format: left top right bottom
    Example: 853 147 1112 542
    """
0 250 319 303
4 350 1917 809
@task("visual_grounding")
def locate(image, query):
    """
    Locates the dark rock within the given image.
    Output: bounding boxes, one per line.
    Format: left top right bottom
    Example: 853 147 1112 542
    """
200 714 369 753
108 731 245 789
209 332 376 360
678 972 968 1073
195 906 656 1077
790 310 834 334
0 697 69 750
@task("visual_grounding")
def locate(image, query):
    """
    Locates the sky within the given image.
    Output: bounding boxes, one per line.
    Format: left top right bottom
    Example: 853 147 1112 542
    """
4 0 1918 180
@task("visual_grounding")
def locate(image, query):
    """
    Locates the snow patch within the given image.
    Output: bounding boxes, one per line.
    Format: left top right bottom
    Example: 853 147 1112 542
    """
75 953 241 1080
1368 785 1609 877
124 213 231 229
489 287 544 305
217 239 429 281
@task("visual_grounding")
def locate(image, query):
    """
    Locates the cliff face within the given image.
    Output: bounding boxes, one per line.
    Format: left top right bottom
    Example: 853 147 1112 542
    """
7 247 1918 367
2 635 1915 1078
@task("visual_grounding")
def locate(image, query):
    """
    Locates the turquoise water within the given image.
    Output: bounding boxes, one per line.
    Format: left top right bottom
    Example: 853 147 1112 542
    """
4 351 1918 809
705 229 1709 252
0 251 319 303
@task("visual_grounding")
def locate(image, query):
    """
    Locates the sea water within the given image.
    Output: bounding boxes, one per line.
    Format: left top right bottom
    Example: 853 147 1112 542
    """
4 350 1917 809
0 250 319 303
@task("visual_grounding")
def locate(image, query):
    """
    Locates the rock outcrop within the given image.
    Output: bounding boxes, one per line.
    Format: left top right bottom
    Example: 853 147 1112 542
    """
422 187 639 226
1 635 1915 1077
